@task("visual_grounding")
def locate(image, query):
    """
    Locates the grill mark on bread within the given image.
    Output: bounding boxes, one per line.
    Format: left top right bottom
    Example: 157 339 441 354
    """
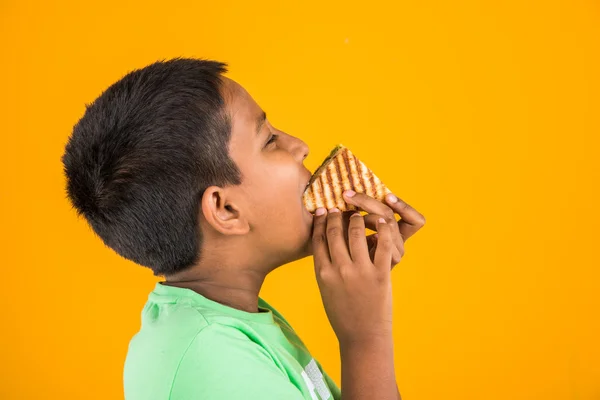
325 166 335 209
367 167 377 198
337 155 353 211
359 159 373 197
315 177 324 210
333 156 342 185
355 155 367 195
337 155 349 190
373 173 384 199
312 180 318 209
332 157 345 209
327 162 338 209
341 153 358 211
314 177 322 209
341 152 354 191
302 188 312 212
350 153 364 193
374 173 382 199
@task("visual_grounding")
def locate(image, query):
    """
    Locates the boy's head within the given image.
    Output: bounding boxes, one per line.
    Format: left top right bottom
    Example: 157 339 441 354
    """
62 58 313 277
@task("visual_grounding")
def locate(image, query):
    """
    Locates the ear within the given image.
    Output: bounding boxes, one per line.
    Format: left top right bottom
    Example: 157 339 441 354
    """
200 186 250 236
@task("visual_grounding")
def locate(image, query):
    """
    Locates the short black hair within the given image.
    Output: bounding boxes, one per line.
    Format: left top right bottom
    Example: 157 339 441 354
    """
61 57 242 276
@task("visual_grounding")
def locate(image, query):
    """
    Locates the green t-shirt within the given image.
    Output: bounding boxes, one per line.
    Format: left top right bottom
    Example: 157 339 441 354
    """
124 282 341 400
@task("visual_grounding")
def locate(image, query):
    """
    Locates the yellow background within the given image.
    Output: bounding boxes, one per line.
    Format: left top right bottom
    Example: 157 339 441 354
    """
1 0 599 399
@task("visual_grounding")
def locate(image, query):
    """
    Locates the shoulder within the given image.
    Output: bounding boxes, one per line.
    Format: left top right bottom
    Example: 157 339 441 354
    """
177 322 276 368
169 323 305 399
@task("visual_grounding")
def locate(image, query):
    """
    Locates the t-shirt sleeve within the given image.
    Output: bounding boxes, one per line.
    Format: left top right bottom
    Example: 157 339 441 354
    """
169 323 307 400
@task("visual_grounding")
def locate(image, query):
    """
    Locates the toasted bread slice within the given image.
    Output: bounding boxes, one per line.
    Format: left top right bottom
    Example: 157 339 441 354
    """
303 144 392 213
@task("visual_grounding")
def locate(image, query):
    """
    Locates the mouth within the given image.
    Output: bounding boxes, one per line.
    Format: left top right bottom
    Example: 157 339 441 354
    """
302 181 310 196
301 168 313 198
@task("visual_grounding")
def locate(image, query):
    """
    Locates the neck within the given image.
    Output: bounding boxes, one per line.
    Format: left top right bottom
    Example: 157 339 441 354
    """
163 255 270 313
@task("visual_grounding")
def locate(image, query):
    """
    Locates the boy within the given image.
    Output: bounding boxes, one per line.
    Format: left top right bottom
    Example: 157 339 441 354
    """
62 57 425 400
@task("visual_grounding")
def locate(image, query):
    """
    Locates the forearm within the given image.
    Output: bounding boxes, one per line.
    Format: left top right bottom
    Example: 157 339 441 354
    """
339 335 401 400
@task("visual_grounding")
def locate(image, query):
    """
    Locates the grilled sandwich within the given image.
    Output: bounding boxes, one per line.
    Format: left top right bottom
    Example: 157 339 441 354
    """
302 144 392 213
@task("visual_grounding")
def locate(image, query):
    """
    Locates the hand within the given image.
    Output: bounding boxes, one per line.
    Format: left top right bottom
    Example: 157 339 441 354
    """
312 207 396 347
341 191 426 269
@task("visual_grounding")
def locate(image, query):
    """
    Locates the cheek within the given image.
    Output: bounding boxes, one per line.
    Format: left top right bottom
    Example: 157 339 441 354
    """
254 168 299 207
249 161 305 230
252 185 305 234
249 185 293 232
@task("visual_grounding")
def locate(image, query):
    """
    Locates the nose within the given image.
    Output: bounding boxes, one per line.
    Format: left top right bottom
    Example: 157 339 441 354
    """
290 136 310 162
299 140 309 161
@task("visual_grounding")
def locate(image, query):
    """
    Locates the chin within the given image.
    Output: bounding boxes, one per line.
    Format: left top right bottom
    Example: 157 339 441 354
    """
296 230 314 260
282 231 313 265
300 210 315 256
303 239 314 258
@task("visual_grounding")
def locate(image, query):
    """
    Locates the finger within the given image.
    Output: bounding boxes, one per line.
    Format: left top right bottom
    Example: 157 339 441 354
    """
384 194 426 241
366 233 378 249
368 234 377 263
373 218 394 272
363 214 397 235
364 214 404 262
367 232 403 268
344 191 396 223
326 208 352 266
311 208 332 270
341 211 355 246
347 213 371 264
344 192 401 246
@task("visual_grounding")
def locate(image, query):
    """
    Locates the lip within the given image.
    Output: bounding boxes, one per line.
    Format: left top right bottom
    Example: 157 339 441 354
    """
300 168 313 198
300 184 309 201
301 193 313 218
301 181 310 196
300 178 314 218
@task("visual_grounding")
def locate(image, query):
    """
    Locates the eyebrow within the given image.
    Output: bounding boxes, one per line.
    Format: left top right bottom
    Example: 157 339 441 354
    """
256 111 267 136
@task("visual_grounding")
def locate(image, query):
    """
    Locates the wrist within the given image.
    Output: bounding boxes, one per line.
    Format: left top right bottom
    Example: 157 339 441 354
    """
338 330 394 354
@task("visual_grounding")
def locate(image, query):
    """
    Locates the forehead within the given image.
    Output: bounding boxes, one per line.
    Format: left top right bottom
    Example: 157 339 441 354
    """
221 77 261 129
220 77 262 163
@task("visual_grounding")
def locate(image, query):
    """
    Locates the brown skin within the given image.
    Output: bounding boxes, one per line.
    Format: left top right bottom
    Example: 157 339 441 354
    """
162 77 313 312
162 76 426 400
312 193 426 400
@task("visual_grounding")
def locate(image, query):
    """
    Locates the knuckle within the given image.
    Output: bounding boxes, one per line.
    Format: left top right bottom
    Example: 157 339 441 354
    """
318 267 334 282
312 219 325 230
383 209 395 220
313 233 327 245
375 268 390 283
398 201 411 211
352 192 365 201
380 237 394 249
326 226 342 238
349 226 364 239
339 264 356 279
393 247 403 263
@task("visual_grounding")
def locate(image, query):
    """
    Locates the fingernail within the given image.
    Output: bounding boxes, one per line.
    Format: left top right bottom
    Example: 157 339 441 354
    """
329 208 340 213
378 217 386 224
373 234 379 240
350 212 361 218
315 208 326 216
344 190 356 198
387 193 398 203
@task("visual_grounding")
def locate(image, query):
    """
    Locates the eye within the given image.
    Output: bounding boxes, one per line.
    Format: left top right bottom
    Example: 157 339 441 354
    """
266 132 279 146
